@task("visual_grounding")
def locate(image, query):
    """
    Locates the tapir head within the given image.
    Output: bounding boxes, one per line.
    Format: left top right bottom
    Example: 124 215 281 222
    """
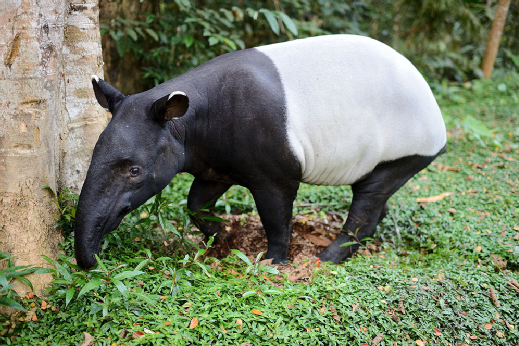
74 76 189 269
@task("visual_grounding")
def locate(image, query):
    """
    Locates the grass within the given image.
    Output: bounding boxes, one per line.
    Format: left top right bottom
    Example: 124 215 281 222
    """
1 71 519 345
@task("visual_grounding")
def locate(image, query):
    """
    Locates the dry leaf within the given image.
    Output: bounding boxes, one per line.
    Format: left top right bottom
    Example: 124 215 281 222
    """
496 330 504 338
303 234 332 247
475 245 482 253
27 292 33 299
416 340 425 346
507 278 519 293
398 296 406 315
40 300 47 310
504 319 514 330
236 318 243 329
490 254 507 269
371 333 384 346
352 304 360 313
258 258 273 267
484 323 493 329
489 287 500 307
189 317 198 329
81 332 95 346
288 267 311 283
165 321 171 326
31 313 37 322
252 309 262 315
415 192 453 203
119 328 129 339
132 331 144 339
221 326 228 334
240 342 251 346
514 233 519 241
469 335 477 339
433 327 441 336
329 305 341 324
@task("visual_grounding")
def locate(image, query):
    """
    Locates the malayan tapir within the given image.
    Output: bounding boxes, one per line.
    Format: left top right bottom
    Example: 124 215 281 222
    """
74 35 446 269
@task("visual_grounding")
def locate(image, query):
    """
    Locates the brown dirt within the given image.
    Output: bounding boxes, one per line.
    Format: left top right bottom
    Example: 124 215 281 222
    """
193 212 348 267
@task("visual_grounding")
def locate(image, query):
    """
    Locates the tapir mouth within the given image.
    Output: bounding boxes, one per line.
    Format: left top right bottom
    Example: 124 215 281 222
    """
75 200 132 269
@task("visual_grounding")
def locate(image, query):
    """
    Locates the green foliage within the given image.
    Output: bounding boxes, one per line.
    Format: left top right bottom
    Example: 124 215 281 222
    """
0 253 36 315
102 0 519 85
43 186 78 235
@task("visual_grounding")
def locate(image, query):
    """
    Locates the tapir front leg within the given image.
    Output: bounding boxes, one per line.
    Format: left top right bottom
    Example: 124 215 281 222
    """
249 181 300 264
319 151 443 264
187 178 231 238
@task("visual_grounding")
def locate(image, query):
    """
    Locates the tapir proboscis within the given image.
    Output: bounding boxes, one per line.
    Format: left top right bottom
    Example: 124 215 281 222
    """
75 34 446 269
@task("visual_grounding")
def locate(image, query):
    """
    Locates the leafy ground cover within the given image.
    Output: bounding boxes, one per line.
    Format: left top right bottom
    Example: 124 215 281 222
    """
1 71 519 345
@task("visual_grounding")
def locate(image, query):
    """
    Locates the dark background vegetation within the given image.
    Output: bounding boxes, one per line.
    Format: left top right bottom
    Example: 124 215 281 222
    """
99 0 519 94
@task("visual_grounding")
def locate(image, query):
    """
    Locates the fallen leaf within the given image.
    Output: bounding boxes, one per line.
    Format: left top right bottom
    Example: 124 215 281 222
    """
411 278 418 282
221 326 228 334
132 331 144 339
447 208 457 214
41 300 47 310
415 192 453 203
134 237 141 242
258 258 273 267
303 233 332 247
496 330 504 338
416 340 425 346
330 305 341 324
240 342 251 346
119 329 129 339
352 304 360 313
490 254 507 269
189 317 198 329
236 318 243 329
475 245 482 253
514 233 519 240
31 313 37 322
484 323 493 329
489 287 500 307
506 278 519 293
252 309 262 315
27 292 33 299
371 333 384 346
469 335 477 340
81 332 95 346
165 321 171 326
143 328 154 334
287 267 311 283
434 327 442 336
398 296 406 315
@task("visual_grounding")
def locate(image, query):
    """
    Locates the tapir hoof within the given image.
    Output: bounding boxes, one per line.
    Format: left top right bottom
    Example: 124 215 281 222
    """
317 233 358 264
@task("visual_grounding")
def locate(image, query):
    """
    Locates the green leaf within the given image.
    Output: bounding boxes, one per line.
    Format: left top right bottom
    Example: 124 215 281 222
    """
231 249 251 266
144 28 159 41
463 115 492 137
0 296 25 311
65 287 75 307
55 262 72 283
184 35 194 47
133 292 156 306
242 290 257 298
78 279 104 298
262 289 283 295
208 36 219 46
112 270 145 281
340 241 358 247
259 266 279 275
134 259 150 272
114 280 129 298
279 12 298 35
200 215 229 222
260 9 280 35
17 277 33 290
34 268 54 274
125 27 138 41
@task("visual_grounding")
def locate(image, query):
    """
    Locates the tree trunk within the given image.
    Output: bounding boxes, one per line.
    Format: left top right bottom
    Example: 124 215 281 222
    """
99 0 158 95
481 0 511 78
0 0 107 294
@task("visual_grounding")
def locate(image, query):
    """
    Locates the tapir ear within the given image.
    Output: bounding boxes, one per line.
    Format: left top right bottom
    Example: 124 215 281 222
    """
151 91 190 124
91 75 125 112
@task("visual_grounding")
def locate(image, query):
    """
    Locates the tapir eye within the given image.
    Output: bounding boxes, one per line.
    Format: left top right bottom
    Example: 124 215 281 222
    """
129 167 140 176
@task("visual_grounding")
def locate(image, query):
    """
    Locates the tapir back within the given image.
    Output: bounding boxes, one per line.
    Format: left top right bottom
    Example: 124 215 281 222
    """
256 35 446 186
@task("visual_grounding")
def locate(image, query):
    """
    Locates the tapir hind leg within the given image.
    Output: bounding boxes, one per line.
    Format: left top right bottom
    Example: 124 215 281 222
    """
187 178 231 238
318 149 445 264
249 181 300 264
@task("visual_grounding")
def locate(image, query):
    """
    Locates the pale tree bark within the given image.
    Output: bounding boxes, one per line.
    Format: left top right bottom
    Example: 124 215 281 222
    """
481 0 511 78
0 0 107 294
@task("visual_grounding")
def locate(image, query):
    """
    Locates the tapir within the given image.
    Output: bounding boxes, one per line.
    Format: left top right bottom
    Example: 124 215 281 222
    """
75 35 446 269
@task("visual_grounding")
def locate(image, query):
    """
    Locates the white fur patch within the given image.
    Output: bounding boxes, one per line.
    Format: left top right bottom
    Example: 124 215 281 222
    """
91 75 100 83
256 35 446 186
168 91 186 100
